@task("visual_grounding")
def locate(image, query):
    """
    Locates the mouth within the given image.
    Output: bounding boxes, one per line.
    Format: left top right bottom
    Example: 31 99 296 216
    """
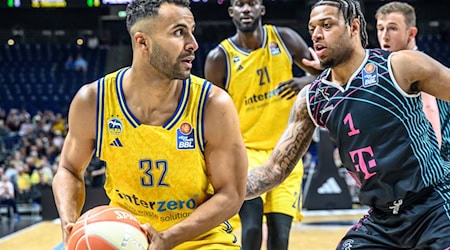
314 43 327 57
181 56 195 68
381 44 392 51
240 16 254 24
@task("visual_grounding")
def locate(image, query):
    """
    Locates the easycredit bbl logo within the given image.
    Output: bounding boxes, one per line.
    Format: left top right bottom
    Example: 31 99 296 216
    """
177 122 195 150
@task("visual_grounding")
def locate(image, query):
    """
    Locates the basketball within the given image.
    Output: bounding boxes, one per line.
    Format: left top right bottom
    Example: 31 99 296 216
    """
67 205 149 250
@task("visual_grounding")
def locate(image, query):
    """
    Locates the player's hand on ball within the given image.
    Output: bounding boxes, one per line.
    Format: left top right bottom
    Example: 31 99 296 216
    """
141 223 170 250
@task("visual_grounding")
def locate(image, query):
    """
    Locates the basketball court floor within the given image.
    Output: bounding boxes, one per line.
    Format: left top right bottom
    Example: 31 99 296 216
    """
0 207 368 250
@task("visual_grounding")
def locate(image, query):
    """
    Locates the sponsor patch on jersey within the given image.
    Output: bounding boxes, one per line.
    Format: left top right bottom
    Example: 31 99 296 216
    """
362 63 378 87
177 122 195 150
269 41 281 55
107 117 123 136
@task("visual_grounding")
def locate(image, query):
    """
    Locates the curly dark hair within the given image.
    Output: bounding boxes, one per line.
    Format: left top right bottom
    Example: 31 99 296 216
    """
126 0 190 32
312 0 368 48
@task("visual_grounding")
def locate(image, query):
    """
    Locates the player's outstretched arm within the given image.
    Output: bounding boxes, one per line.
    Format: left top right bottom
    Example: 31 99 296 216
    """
246 86 316 199
277 27 322 99
52 82 97 247
151 85 248 249
277 27 322 75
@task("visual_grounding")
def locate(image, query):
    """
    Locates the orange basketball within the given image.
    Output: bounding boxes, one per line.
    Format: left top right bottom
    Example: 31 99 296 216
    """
67 205 149 250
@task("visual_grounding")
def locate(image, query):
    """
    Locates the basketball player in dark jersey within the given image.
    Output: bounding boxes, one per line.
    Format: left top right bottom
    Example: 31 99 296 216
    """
245 0 450 249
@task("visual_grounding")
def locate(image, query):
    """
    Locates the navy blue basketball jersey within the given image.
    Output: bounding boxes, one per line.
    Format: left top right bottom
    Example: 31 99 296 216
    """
307 49 450 209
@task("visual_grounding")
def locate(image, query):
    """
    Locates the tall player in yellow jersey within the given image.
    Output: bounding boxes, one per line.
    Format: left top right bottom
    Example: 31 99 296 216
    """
204 1 321 249
52 1 248 249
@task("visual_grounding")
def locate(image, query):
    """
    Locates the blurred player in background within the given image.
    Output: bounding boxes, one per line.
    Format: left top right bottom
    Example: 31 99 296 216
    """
52 0 248 249
204 0 320 249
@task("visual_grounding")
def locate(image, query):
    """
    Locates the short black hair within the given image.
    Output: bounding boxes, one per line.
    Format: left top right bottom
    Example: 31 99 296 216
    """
126 0 190 32
312 0 368 48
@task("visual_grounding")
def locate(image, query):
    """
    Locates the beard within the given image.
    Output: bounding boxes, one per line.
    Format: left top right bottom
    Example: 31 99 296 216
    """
232 15 262 33
320 33 354 69
149 40 190 80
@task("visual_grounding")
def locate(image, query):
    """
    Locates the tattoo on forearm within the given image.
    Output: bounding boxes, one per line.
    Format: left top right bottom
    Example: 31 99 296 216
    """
246 91 316 199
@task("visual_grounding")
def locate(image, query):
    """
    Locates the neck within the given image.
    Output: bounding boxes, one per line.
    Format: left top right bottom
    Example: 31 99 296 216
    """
234 26 263 50
331 47 367 86
124 61 183 105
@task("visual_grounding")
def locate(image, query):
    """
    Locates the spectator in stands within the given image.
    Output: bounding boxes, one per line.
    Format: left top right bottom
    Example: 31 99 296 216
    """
29 155 53 205
17 164 31 203
0 119 10 137
73 53 88 72
5 109 22 132
0 172 20 221
4 163 19 193
64 55 75 71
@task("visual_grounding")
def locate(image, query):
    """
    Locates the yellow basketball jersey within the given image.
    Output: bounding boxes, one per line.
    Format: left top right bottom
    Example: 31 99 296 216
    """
95 68 239 249
219 25 295 150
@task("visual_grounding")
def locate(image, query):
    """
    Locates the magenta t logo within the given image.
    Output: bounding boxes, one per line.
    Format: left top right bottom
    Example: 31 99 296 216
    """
349 146 377 179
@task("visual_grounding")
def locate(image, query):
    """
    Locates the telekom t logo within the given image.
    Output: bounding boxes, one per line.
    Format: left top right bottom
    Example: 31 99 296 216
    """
349 147 377 179
344 113 377 179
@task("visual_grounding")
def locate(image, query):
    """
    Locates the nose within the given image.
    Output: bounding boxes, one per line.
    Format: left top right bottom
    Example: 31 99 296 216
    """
311 27 323 43
242 3 251 13
381 29 389 41
186 33 198 53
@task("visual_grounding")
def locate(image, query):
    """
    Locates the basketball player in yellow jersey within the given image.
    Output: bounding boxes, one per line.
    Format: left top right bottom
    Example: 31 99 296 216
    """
52 1 248 249
204 1 321 249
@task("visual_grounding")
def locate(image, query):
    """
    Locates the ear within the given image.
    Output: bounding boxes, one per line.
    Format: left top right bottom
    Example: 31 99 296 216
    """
408 26 418 40
228 6 234 17
350 18 361 36
134 32 150 51
260 5 266 16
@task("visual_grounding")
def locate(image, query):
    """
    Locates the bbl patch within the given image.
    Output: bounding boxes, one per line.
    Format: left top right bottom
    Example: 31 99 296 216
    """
269 42 281 55
107 117 123 136
362 63 378 87
177 122 195 150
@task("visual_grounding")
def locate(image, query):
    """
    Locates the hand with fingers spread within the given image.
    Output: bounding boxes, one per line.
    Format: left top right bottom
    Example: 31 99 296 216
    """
277 75 318 100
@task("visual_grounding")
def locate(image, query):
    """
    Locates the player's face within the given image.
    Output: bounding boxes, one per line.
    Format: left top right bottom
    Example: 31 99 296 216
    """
308 5 354 68
229 0 265 33
147 3 198 80
376 12 412 52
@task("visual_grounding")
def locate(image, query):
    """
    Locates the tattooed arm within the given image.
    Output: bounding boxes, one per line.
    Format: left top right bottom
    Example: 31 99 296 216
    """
246 86 317 199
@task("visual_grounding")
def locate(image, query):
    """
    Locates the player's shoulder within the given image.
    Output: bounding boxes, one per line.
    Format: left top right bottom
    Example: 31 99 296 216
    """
272 25 299 38
73 80 98 104
205 43 227 61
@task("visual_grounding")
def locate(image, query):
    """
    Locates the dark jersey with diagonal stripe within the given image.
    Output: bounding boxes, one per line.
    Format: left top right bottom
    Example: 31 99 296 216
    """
307 49 450 209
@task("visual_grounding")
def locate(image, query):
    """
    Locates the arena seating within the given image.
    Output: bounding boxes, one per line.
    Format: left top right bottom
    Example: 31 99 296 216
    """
0 34 448 117
0 43 108 115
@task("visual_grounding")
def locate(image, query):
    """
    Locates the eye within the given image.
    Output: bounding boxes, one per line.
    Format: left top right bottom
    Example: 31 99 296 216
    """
174 29 184 36
323 22 331 29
